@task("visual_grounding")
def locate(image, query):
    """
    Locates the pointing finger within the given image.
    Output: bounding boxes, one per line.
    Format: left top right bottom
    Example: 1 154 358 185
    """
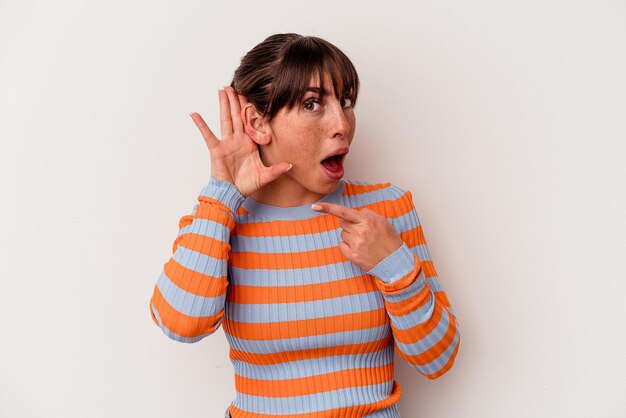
311 202 363 224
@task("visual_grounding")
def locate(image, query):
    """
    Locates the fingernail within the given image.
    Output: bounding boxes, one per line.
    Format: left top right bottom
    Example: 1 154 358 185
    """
286 163 293 171
311 204 322 211
189 112 194 117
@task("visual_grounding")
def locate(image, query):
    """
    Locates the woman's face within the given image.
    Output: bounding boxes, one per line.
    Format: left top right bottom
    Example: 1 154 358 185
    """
260 71 356 201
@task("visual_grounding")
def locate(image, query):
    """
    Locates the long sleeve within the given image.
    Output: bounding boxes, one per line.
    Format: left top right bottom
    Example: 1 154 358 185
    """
366 184 460 379
149 177 245 343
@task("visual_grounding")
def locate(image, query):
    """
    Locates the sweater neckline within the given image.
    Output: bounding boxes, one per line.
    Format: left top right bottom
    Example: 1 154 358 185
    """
241 180 345 221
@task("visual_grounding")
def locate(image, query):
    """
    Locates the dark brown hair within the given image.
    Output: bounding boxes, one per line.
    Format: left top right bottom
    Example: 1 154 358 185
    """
229 33 360 122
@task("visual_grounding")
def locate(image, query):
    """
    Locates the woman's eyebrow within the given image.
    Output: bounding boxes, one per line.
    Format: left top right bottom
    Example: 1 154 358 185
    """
305 86 331 96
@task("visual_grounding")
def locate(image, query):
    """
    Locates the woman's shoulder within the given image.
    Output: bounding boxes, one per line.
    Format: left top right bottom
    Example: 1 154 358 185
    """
341 178 413 215
342 178 417 221
342 178 411 200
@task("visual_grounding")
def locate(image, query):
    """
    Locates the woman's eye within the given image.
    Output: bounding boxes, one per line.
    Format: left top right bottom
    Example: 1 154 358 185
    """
303 99 321 112
340 98 353 108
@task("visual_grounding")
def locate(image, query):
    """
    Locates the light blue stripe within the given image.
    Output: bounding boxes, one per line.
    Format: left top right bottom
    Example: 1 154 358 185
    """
228 245 428 289
224 324 390 354
410 244 433 263
413 326 460 376
427 276 443 292
388 211 419 231
229 260 363 286
150 303 218 343
394 307 452 355
231 346 394 380
155 270 225 318
363 404 400 418
235 380 394 414
387 287 435 330
367 242 415 283
225 291 383 323
231 227 342 253
172 245 227 277
178 218 230 242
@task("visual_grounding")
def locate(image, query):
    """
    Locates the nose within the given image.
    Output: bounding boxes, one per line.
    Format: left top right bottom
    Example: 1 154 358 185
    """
328 99 351 139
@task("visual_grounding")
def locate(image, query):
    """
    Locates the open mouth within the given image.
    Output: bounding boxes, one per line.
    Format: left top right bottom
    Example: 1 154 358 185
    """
320 151 347 179
321 154 345 172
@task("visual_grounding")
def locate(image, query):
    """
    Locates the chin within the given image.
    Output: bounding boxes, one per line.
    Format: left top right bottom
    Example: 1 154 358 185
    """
301 170 341 194
320 179 341 193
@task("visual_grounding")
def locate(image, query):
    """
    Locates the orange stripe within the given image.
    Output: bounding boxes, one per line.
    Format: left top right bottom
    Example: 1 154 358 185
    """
228 335 393 365
177 233 230 259
399 225 427 248
196 196 235 228
421 260 438 278
385 189 414 218
150 286 222 338
163 258 228 298
235 215 340 237
177 214 194 230
390 302 443 344
384 281 432 317
172 214 194 253
226 308 388 340
228 379 401 418
228 275 378 304
434 290 452 308
343 181 390 196
424 335 460 379
236 364 393 397
395 309 459 366
172 200 233 253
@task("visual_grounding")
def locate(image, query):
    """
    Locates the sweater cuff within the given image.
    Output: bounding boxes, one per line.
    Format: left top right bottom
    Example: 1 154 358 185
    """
199 177 246 214
367 242 417 283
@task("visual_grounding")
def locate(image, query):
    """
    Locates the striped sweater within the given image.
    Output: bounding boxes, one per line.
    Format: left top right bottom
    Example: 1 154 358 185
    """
149 176 460 417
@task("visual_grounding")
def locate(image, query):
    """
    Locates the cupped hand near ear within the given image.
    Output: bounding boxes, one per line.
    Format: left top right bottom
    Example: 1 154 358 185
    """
189 86 292 197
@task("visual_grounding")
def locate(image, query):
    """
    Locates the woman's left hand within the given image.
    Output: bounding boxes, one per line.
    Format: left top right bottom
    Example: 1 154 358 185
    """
311 202 404 272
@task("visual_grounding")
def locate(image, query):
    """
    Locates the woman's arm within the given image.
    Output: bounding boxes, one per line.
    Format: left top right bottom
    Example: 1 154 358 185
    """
149 177 245 343
150 85 292 343
366 184 461 379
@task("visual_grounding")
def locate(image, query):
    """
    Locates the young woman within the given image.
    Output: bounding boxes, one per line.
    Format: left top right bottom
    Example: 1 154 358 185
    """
149 33 460 418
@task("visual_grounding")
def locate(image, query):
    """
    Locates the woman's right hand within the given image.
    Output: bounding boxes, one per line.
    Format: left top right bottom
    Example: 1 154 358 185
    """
189 86 292 198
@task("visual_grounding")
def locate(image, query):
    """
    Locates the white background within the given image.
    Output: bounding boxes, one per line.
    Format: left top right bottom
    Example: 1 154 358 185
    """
1 1 625 417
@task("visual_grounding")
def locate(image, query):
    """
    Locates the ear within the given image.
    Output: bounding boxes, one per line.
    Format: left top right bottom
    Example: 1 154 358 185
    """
241 102 271 146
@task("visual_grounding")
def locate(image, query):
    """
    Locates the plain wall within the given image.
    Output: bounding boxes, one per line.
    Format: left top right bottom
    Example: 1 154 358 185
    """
1 0 625 417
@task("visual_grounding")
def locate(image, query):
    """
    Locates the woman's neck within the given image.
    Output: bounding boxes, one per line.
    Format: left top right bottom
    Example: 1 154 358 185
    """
248 176 326 208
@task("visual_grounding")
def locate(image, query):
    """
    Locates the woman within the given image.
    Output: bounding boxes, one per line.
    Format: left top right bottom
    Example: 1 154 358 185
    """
149 33 460 418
